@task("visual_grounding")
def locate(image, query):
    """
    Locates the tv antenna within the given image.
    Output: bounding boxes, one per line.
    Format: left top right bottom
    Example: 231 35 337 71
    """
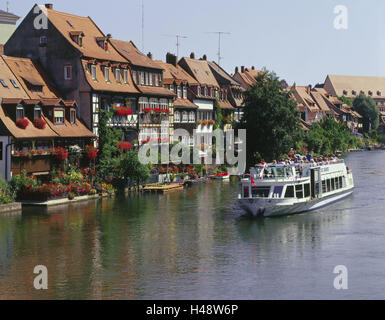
163 34 188 57
6 1 9 12
205 31 231 66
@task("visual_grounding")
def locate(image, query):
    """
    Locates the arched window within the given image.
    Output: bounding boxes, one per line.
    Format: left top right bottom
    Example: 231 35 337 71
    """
189 111 195 122
174 111 180 122
139 97 149 112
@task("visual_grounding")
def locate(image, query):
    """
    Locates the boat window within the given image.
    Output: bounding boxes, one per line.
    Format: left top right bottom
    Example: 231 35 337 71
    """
285 185 295 198
322 180 327 193
243 186 249 197
331 179 335 191
273 167 286 178
273 186 284 197
304 183 310 197
295 184 304 199
252 186 270 198
339 177 343 188
327 179 331 192
335 177 339 189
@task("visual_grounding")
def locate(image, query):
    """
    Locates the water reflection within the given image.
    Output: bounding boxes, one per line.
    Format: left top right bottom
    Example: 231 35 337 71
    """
0 151 384 299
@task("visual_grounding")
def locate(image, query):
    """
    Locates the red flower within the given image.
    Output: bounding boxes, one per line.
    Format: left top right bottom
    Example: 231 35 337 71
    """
113 106 133 116
85 145 98 160
16 118 29 129
52 147 69 161
33 117 46 129
118 141 133 150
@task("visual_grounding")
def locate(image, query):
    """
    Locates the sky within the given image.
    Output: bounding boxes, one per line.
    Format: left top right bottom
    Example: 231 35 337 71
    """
4 0 385 86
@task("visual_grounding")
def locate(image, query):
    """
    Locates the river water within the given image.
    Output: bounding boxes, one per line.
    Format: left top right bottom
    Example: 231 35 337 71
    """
0 150 384 300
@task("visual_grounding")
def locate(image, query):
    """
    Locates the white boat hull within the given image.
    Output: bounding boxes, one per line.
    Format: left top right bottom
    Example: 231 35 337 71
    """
238 188 354 217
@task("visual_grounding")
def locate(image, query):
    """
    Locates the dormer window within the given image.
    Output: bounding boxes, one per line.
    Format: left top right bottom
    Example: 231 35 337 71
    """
170 84 174 92
91 64 97 80
378 91 381 96
155 74 159 87
105 67 110 82
54 110 65 124
70 110 76 124
352 90 356 95
115 68 121 83
183 86 187 99
16 105 24 121
96 37 108 51
123 70 128 84
369 91 373 96
197 85 201 96
140 72 145 85
149 73 153 86
211 88 214 97
343 90 347 95
177 85 182 98
34 106 42 119
204 86 208 97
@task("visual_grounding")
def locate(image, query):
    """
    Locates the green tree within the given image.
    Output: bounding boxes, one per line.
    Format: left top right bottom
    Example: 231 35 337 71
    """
96 109 123 181
214 99 223 130
352 93 379 133
337 96 354 107
117 150 150 190
237 70 301 166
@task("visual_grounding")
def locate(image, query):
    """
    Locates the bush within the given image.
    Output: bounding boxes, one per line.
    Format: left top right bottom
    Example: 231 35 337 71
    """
0 178 15 204
9 171 39 198
68 192 76 200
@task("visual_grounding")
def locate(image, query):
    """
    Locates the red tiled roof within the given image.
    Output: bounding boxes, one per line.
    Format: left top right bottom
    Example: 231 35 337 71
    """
137 85 175 97
173 98 198 109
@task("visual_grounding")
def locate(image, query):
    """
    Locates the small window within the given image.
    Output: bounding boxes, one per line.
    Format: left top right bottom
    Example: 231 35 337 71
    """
285 186 295 198
70 110 76 123
177 86 182 98
339 177 343 188
197 85 201 96
54 110 65 124
189 111 195 122
16 106 24 120
170 84 174 92
115 69 121 83
40 36 47 45
182 111 188 122
204 86 208 96
132 71 137 84
140 72 145 85
252 186 270 198
331 178 335 191
34 106 42 119
174 111 180 122
64 65 72 80
326 179 331 192
123 70 128 84
149 73 153 86
155 74 159 86
105 67 110 82
183 86 187 99
91 65 97 80
10 79 19 88
145 72 149 85
0 79 8 88
295 184 303 198
304 184 310 197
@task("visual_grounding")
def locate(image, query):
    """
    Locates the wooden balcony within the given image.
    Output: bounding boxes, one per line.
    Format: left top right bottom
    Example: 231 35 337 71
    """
12 154 52 176
108 115 138 128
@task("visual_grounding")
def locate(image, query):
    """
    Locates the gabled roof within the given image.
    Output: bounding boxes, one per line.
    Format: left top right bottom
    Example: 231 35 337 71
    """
3 56 59 99
234 68 263 89
178 57 219 87
0 10 19 19
110 39 162 70
325 74 385 98
173 98 198 109
0 56 29 99
153 60 198 86
81 59 139 94
208 61 241 87
41 6 126 62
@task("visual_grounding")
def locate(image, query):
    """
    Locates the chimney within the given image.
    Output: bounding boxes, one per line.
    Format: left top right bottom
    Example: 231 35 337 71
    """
107 33 112 38
202 54 207 61
241 66 245 73
166 52 177 67
45 3 53 9
307 84 312 94
147 52 153 60
252 66 255 70
235 67 239 74
190 52 195 59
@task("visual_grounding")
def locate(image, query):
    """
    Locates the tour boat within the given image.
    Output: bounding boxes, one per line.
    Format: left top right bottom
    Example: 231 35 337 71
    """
238 160 354 217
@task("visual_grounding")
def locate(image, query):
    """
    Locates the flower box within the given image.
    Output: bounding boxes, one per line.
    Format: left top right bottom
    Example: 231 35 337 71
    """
16 118 29 129
33 117 46 129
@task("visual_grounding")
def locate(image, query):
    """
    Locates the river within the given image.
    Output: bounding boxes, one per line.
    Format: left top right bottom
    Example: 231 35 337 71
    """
0 150 384 299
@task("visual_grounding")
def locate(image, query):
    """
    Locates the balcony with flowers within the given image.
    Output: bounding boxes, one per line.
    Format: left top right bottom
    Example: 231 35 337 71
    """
139 97 170 125
109 104 138 127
